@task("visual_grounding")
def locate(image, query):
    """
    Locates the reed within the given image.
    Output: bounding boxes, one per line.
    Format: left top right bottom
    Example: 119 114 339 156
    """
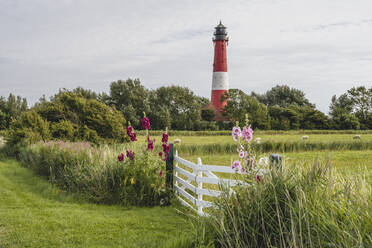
191 162 372 247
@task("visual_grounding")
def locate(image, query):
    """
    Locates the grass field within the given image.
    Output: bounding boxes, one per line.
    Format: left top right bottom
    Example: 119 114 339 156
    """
1 131 371 247
0 160 191 248
180 134 372 143
140 134 372 144
182 150 372 178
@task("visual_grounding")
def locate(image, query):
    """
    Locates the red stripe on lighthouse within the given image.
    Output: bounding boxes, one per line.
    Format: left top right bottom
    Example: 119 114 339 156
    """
213 41 227 72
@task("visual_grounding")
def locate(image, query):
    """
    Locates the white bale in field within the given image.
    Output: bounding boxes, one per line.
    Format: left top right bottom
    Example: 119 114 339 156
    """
301 135 309 140
174 138 181 144
254 137 261 144
353 135 361 139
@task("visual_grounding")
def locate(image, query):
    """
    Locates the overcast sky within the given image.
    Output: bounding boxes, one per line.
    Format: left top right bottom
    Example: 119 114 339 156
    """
1 0 371 113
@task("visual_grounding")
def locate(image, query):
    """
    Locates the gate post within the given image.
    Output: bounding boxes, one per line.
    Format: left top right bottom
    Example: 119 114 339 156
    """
166 143 174 190
269 153 283 171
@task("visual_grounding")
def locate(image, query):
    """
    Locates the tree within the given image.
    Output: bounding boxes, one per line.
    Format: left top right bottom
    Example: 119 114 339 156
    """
347 86 372 129
34 90 127 143
8 110 51 145
252 85 315 108
105 79 150 128
0 94 28 129
201 109 215 121
149 86 202 130
222 89 270 129
329 86 372 130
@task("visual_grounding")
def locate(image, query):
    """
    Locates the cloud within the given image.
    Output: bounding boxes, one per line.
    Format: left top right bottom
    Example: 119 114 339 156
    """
0 0 372 113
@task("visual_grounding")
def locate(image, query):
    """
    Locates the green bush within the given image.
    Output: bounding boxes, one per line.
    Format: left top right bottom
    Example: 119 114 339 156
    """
194 162 371 247
51 120 76 140
7 110 51 145
18 141 170 206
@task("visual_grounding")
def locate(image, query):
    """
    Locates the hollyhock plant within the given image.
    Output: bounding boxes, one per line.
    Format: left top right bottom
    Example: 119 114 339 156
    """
147 135 155 151
126 149 135 160
242 126 253 142
126 126 133 136
126 126 137 142
130 132 137 142
162 132 168 144
232 126 242 141
232 160 241 170
162 153 168 162
239 151 245 159
118 153 124 162
162 143 170 154
142 117 151 130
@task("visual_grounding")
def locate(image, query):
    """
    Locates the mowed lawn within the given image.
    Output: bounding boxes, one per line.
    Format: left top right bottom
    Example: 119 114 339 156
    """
0 160 191 248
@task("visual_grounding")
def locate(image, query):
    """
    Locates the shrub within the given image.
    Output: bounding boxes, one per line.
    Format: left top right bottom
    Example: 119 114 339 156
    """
194 162 371 247
19 141 170 206
51 120 76 140
7 110 51 145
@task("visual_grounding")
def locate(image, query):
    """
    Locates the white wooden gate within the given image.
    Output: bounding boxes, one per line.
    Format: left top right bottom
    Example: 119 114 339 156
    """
173 150 267 216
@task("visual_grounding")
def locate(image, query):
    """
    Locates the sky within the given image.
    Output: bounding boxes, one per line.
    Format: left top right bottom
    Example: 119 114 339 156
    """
0 0 371 113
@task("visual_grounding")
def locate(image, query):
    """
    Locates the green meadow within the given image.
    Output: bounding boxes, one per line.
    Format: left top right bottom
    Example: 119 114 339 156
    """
0 131 371 247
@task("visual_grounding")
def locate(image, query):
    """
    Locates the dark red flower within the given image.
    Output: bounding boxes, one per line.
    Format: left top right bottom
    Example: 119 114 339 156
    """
159 170 163 177
126 126 133 136
162 133 168 144
256 174 263 182
162 143 170 153
117 153 124 162
158 152 163 157
142 117 150 130
126 150 135 160
163 153 168 161
130 132 137 142
147 135 155 151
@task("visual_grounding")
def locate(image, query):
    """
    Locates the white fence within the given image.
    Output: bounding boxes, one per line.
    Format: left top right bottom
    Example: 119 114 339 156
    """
173 150 267 216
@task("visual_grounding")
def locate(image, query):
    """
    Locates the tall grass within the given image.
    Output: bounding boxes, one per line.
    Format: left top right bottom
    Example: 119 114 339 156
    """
18 141 170 206
192 162 371 248
176 140 372 155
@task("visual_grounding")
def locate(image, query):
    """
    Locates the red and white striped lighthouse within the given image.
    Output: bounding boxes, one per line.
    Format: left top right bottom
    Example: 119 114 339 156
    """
211 21 229 112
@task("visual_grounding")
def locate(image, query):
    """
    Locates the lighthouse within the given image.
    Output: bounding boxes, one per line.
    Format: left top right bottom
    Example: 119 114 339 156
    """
211 21 229 113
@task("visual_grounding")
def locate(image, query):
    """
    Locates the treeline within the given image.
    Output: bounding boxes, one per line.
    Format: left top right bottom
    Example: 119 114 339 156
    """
0 79 371 145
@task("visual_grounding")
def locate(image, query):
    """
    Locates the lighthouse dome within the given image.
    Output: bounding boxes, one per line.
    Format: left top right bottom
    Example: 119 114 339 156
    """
214 21 228 41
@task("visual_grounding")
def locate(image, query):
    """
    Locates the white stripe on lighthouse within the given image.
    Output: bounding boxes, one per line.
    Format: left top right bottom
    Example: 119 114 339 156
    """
212 72 229 90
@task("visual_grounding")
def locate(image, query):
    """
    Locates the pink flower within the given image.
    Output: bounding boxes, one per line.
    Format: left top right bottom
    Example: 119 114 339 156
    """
241 167 246 174
159 170 163 177
232 127 242 141
239 151 245 159
126 150 135 160
232 160 241 170
242 126 253 142
162 133 169 144
118 153 124 162
142 117 151 130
